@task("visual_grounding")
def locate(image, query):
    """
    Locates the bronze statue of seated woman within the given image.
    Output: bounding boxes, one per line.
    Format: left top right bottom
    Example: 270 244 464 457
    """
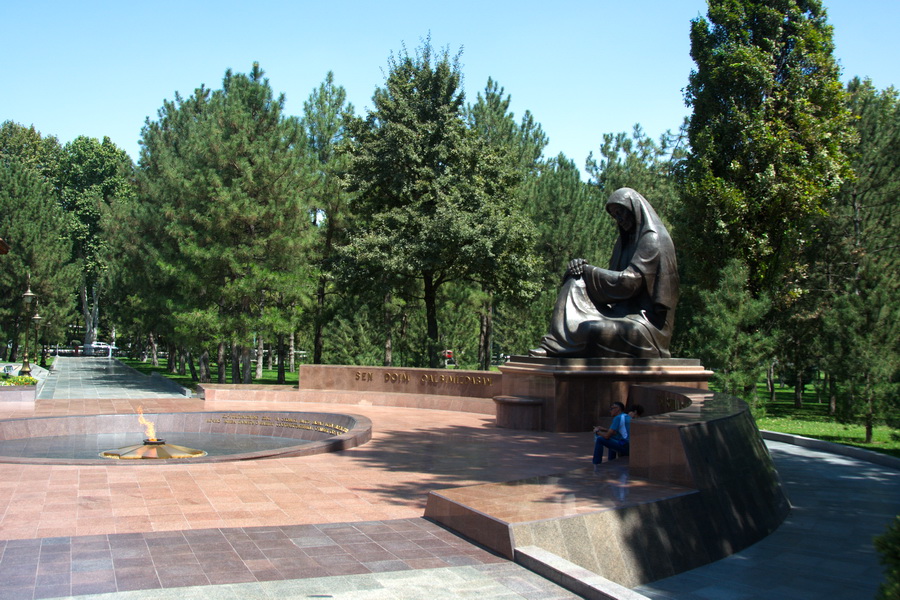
530 188 679 359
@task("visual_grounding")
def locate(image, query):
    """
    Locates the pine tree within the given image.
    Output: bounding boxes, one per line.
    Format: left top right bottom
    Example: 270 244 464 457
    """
136 63 316 382
301 71 355 366
466 78 546 368
0 159 78 360
346 40 534 368
814 79 900 440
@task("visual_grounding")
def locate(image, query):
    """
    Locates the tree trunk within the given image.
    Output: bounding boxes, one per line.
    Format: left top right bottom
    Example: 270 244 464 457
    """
478 292 493 371
793 370 804 409
289 332 296 373
199 348 210 383
79 282 100 352
149 332 159 367
865 375 874 444
277 334 286 384
267 342 274 371
167 342 178 374
231 343 241 383
423 272 440 368
217 342 227 384
241 346 252 384
383 291 393 367
178 348 187 376
314 274 327 364
187 351 198 381
828 373 837 416
255 336 264 379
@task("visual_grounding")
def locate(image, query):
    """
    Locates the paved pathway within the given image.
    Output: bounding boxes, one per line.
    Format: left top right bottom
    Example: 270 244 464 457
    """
38 357 189 400
2 357 897 599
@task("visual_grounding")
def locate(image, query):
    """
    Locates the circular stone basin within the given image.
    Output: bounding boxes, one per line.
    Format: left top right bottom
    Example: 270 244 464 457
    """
0 411 371 464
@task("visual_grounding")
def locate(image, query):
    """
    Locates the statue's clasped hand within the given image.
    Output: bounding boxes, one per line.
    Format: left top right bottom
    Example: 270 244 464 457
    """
567 258 587 278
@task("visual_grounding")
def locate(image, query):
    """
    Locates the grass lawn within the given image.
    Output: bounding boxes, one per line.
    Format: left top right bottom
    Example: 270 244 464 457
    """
117 357 300 391
751 382 900 459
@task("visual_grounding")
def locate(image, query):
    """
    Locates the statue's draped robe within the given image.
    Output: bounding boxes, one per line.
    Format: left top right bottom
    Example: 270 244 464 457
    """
538 189 679 359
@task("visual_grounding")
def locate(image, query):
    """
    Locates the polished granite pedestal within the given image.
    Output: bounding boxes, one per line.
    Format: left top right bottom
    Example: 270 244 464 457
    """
494 356 713 432
428 385 790 588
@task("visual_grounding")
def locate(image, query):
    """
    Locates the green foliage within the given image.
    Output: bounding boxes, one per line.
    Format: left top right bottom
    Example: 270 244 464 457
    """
134 63 317 380
0 157 79 355
345 40 537 367
681 259 773 404
56 135 134 348
586 123 686 223
875 516 900 600
301 71 356 364
0 121 62 182
679 0 854 296
808 79 900 438
0 375 38 386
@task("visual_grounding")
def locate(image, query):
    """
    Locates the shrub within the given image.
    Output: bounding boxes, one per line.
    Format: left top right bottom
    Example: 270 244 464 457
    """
0 375 38 386
875 515 900 600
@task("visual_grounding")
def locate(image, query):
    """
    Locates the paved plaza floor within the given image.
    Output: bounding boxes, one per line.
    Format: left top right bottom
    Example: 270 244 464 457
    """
0 357 896 599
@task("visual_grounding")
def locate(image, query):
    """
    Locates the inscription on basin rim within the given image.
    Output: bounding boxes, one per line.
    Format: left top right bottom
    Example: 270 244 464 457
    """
355 371 494 386
206 414 349 435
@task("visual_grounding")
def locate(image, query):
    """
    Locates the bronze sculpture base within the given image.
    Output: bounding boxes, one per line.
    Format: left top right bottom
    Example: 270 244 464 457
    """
494 356 713 432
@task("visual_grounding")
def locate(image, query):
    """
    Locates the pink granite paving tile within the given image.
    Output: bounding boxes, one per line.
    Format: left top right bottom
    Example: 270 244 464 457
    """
0 397 589 544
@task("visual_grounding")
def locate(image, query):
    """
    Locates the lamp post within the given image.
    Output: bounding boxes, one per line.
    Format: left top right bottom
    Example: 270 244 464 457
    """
19 276 37 377
32 307 42 368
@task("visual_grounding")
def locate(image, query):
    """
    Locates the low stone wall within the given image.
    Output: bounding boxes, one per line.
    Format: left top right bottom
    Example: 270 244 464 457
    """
0 385 37 402
198 384 296 402
295 365 500 414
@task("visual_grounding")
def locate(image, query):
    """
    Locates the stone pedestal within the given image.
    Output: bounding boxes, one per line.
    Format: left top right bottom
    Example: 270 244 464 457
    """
494 356 713 432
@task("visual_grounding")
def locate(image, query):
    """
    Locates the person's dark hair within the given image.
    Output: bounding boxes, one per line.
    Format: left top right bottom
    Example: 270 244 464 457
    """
612 401 626 411
630 404 645 417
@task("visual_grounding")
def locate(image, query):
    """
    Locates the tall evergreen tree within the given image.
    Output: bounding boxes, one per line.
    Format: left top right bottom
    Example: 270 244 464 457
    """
0 159 78 361
346 40 533 368
466 78 545 368
301 71 356 366
0 121 62 183
813 79 900 440
586 123 685 223
679 0 854 296
505 153 609 354
137 63 315 382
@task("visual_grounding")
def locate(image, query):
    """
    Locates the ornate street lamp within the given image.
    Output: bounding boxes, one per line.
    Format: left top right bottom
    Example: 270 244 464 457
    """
19 276 37 377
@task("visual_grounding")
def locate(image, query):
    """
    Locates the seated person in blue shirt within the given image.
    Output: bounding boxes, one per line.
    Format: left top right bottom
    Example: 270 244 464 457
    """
593 401 629 464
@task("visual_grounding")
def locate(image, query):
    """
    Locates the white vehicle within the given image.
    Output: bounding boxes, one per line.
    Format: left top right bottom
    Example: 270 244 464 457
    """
88 342 115 357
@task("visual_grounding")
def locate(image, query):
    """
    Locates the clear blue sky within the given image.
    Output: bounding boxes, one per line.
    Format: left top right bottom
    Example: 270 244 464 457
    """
3 0 897 175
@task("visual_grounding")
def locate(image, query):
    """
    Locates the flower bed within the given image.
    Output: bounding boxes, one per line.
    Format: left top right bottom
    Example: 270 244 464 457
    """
0 375 37 402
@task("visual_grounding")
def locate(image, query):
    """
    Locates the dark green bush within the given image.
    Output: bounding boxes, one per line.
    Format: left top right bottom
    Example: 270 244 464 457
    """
875 515 900 600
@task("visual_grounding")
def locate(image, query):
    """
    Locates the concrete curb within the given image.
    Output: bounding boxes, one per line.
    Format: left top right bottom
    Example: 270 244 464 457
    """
760 430 900 471
515 546 651 600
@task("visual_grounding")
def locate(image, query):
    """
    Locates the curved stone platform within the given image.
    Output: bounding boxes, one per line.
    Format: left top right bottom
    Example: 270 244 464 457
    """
426 385 790 588
0 410 372 465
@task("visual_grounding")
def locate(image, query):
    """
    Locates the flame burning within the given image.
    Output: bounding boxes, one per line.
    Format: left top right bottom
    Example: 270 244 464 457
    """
137 406 158 441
